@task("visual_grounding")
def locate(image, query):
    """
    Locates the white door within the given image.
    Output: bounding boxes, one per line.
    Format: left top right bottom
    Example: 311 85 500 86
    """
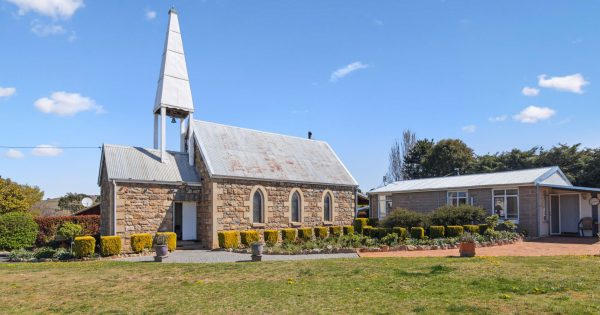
181 202 197 241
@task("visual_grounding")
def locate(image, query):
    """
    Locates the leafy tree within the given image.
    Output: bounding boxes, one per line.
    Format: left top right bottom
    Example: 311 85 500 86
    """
577 149 600 187
58 193 91 212
57 222 83 253
536 144 589 184
403 139 434 179
0 177 44 214
423 139 474 177
0 212 39 250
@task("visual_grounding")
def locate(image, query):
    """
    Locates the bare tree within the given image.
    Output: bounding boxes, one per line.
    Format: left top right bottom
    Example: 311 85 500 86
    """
400 130 416 179
384 130 416 184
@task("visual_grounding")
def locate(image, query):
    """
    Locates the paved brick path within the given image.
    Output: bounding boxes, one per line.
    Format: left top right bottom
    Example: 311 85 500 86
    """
359 237 600 258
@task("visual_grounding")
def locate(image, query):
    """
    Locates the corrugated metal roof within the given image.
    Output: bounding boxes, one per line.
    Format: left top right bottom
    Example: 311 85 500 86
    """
192 120 358 186
370 167 567 194
101 144 200 184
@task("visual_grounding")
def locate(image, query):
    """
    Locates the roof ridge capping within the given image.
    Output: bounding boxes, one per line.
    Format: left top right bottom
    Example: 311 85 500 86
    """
103 143 190 155
387 166 558 185
194 119 327 143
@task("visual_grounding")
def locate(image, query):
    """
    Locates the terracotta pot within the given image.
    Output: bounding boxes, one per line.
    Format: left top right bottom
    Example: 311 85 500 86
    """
459 242 476 257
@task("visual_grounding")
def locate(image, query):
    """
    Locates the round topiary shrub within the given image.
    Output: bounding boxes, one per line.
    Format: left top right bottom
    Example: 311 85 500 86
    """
0 212 39 250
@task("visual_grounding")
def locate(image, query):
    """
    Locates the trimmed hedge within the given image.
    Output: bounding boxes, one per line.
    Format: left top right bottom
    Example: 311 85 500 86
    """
298 228 314 241
429 226 445 238
100 236 121 256
73 236 95 258
446 225 464 237
343 226 354 235
354 218 369 234
264 230 279 246
393 227 408 239
130 233 153 253
34 215 100 246
282 228 297 242
381 208 429 229
463 225 479 234
218 231 240 249
240 230 260 246
368 218 380 227
156 232 177 251
314 227 328 239
0 212 39 250
430 205 487 226
362 226 374 237
410 227 425 239
478 224 489 235
330 226 343 237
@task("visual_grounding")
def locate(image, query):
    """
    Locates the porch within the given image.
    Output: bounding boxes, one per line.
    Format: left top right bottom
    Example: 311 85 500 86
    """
540 184 600 237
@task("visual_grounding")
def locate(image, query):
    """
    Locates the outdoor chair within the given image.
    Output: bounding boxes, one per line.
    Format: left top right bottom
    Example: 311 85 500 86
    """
578 217 594 237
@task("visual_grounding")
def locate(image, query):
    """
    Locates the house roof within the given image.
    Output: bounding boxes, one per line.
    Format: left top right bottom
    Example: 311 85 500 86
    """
99 144 201 185
191 120 358 186
369 166 570 194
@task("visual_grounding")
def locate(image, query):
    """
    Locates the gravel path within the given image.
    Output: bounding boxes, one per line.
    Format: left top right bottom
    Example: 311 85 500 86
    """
116 250 358 263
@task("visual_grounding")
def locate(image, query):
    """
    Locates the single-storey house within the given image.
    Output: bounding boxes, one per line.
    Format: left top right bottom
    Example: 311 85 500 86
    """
97 8 358 250
368 167 600 237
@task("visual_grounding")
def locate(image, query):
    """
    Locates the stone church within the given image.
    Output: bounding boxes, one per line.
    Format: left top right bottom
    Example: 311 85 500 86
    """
98 8 358 250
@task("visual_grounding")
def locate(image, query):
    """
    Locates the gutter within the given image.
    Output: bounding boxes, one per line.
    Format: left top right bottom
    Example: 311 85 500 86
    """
111 178 202 186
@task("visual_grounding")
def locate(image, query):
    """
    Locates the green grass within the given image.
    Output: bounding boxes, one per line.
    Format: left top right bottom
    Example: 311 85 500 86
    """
2 256 600 314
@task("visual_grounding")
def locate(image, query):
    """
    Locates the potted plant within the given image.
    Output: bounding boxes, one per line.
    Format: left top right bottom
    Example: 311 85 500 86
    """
459 233 476 257
251 241 264 262
154 234 169 260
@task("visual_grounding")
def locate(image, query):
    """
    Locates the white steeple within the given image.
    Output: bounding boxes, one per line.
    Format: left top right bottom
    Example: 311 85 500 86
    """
153 7 195 164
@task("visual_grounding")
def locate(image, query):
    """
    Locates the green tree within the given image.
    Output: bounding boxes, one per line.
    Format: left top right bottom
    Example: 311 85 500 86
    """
403 139 434 179
423 139 474 177
536 144 589 184
577 149 600 187
58 193 91 212
0 177 44 214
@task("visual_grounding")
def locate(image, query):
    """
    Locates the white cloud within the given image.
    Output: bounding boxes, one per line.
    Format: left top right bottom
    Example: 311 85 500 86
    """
34 91 103 116
5 149 24 159
461 125 476 133
30 19 65 36
7 0 84 19
488 115 507 122
145 9 156 20
32 145 63 157
521 86 539 96
0 87 17 98
513 106 556 123
330 62 369 82
538 73 589 94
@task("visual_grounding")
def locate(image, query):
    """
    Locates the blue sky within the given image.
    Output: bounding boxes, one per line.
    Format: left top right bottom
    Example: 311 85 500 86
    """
1 1 599 198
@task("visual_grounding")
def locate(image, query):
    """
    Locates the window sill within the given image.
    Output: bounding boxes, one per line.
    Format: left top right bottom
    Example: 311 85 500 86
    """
290 222 302 227
323 221 333 226
252 223 266 228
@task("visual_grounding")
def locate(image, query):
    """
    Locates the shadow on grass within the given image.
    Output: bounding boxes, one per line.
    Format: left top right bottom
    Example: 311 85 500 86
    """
395 264 453 277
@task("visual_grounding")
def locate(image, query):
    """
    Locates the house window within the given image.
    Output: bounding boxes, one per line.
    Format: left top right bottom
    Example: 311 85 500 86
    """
493 189 519 221
253 190 264 223
324 193 332 221
447 191 468 206
291 191 301 222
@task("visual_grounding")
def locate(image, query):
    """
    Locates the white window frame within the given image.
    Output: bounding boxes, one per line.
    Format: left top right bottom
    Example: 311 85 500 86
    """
447 191 468 206
492 188 519 222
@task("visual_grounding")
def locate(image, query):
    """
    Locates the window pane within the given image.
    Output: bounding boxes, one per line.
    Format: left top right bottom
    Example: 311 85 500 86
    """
458 198 467 205
291 193 300 222
494 197 505 217
506 196 518 219
494 190 505 196
506 189 518 195
253 191 262 223
458 192 467 198
448 192 456 198
324 195 331 221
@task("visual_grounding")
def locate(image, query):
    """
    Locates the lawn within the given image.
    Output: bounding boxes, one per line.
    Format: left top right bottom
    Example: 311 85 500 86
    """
2 256 600 314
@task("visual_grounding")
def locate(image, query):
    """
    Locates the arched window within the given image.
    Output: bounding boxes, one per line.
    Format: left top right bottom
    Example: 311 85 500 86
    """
253 190 263 223
324 193 332 222
291 191 301 222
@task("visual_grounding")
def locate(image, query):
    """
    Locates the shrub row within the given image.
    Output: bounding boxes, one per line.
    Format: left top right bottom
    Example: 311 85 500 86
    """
217 226 354 249
34 215 100 246
380 205 487 230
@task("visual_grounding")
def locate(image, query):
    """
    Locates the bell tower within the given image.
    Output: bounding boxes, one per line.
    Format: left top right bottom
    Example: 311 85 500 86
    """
153 7 194 163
